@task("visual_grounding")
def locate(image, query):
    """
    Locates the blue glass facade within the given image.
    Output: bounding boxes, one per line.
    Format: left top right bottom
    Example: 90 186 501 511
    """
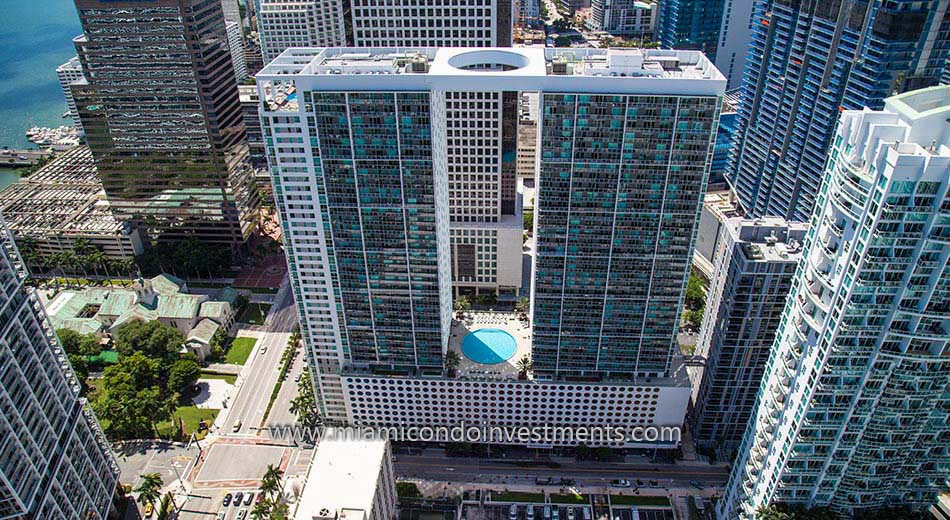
729 0 950 221
533 93 720 380
309 91 445 370
657 0 726 59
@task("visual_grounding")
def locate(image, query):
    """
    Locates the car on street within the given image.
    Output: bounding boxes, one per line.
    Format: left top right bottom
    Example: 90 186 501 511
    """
222 493 232 507
216 514 225 520
244 492 254 506
234 491 243 505
232 420 242 433
611 479 631 488
261 346 268 353
294 373 302 382
567 507 575 520
237 510 248 520
689 480 704 490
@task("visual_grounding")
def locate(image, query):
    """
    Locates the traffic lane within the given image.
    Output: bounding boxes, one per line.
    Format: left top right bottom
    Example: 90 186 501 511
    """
394 458 728 483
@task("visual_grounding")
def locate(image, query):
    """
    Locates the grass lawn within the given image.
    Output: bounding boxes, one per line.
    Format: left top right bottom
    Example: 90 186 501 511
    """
225 337 257 365
609 495 671 507
238 302 271 325
199 371 237 384
550 494 590 505
157 405 218 440
492 491 546 503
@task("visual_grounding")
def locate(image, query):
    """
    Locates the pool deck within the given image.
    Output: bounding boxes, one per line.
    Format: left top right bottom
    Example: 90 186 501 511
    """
449 311 532 381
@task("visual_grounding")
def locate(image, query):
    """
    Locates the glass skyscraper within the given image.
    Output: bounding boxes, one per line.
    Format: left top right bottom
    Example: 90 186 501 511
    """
71 0 260 247
532 92 721 379
0 219 118 519
657 0 727 59
720 86 950 518
260 47 724 429
729 0 949 221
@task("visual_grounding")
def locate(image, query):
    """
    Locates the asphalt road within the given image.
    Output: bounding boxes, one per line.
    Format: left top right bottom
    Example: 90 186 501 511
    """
265 346 304 430
394 453 729 490
220 276 298 435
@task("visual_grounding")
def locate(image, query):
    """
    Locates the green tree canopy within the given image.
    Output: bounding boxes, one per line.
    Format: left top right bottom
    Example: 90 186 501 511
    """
114 320 183 365
57 328 102 356
93 352 174 439
167 358 201 394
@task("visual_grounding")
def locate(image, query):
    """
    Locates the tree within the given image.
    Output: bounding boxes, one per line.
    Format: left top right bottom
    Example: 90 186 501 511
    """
685 272 706 310
454 296 471 313
68 354 89 395
516 355 533 379
683 308 703 330
114 320 184 366
93 352 175 439
133 473 163 510
514 297 529 313
555 35 573 47
523 210 534 233
289 370 321 431
444 351 461 376
167 358 201 394
57 328 102 356
210 328 232 359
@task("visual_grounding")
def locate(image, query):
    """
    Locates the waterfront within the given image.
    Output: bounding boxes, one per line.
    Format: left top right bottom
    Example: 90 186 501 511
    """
0 0 82 189
0 0 81 148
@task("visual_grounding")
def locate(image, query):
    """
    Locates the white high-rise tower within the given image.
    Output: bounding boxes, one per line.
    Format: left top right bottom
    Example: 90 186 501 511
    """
259 48 724 441
720 86 950 518
0 219 118 518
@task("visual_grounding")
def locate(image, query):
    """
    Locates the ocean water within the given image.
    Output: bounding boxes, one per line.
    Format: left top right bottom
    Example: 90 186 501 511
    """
0 0 82 188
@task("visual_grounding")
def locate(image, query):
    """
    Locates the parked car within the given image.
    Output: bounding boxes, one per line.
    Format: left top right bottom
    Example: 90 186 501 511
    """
244 492 254 506
543 505 551 520
234 492 243 506
582 507 591 520
294 373 302 382
527 506 535 520
611 479 631 488
689 480 704 490
222 493 232 507
217 513 225 520
232 421 242 433
237 510 248 520
552 506 560 520
510 504 519 520
567 507 575 520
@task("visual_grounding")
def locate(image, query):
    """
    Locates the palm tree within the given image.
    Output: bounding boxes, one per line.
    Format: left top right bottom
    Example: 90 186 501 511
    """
453 296 471 318
133 472 163 510
250 501 271 520
444 351 461 377
259 464 284 500
516 355 533 379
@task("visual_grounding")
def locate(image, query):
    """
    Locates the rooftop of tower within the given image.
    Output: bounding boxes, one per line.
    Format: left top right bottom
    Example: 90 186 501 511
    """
261 46 722 79
257 47 726 111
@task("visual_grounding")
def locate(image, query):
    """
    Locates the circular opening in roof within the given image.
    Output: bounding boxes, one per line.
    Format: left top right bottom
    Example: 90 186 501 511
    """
447 50 530 72
461 328 517 364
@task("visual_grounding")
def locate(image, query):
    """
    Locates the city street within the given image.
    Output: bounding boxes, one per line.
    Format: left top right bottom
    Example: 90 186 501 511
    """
394 452 729 493
219 275 298 435
265 342 305 430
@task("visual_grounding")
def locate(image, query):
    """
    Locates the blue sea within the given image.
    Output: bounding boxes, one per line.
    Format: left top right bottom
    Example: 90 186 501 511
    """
0 0 82 188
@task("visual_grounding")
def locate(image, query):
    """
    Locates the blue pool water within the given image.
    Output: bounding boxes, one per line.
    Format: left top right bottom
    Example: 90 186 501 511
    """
461 328 517 364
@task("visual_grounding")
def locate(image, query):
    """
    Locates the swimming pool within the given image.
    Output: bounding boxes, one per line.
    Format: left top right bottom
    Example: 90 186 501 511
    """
461 328 517 364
